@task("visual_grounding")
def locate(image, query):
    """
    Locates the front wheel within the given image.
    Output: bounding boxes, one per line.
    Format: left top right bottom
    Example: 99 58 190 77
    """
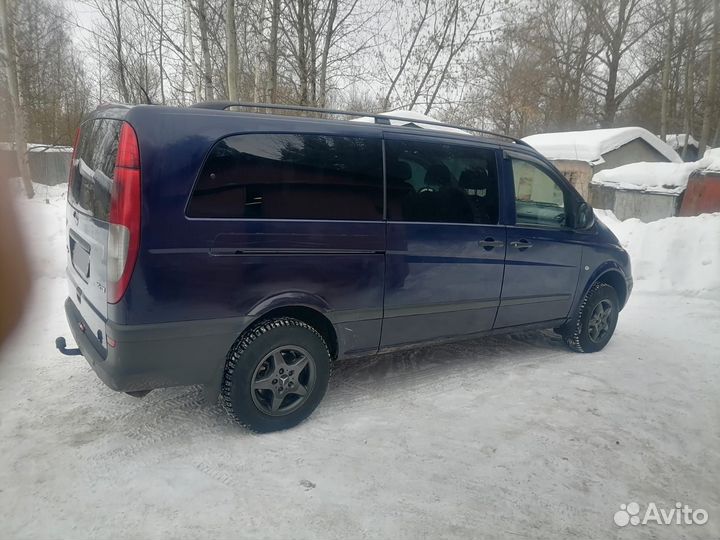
222 318 331 432
562 282 619 353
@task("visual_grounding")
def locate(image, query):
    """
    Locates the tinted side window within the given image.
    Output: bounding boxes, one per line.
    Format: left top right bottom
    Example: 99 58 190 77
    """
511 159 568 228
188 134 383 220
69 118 121 221
385 139 499 224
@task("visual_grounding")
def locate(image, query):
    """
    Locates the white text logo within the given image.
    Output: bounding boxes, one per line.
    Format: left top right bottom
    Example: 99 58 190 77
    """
614 502 709 527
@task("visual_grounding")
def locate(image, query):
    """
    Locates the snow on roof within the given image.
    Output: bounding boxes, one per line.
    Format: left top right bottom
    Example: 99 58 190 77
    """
522 127 682 165
27 143 73 153
0 142 72 153
351 110 468 134
700 147 720 172
664 133 699 150
591 161 704 194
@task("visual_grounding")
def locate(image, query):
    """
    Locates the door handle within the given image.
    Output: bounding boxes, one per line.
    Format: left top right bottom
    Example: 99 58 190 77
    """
477 238 505 251
510 240 533 250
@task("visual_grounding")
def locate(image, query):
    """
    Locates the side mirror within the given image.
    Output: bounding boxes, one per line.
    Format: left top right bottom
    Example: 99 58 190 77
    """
575 202 595 230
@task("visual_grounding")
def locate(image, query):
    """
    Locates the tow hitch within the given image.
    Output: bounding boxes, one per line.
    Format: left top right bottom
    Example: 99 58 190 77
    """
55 336 82 356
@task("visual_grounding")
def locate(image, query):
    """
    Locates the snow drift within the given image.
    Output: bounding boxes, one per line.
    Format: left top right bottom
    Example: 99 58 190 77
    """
597 210 720 299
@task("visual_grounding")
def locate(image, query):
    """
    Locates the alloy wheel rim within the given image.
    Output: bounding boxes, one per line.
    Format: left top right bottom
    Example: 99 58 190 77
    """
587 299 613 343
250 346 316 416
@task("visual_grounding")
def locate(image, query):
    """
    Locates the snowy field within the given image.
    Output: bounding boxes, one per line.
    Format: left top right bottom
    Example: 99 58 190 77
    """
1 184 719 539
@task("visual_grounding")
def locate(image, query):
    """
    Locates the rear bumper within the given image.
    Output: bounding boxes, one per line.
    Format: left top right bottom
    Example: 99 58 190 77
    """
64 297 249 392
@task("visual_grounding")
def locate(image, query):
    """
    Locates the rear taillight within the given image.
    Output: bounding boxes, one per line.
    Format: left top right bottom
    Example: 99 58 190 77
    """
67 127 80 194
107 122 141 304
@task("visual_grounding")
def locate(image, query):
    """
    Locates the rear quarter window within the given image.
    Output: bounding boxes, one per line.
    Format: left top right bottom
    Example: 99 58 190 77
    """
187 133 383 220
69 118 122 221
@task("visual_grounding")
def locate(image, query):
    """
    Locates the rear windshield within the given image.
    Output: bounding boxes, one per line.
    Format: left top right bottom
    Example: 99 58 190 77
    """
187 133 384 220
69 118 123 221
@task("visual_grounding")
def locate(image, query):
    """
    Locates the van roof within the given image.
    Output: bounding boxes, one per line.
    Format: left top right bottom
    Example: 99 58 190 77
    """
88 102 538 158
189 101 530 148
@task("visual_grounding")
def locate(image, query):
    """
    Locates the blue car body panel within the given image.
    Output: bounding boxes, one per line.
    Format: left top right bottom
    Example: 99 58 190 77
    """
382 221 507 347
64 104 632 393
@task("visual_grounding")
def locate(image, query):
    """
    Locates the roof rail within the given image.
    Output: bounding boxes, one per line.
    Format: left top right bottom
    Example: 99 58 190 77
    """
190 101 529 146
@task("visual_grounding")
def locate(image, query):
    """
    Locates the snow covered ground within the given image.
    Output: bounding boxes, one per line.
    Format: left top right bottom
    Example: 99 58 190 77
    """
1 185 719 539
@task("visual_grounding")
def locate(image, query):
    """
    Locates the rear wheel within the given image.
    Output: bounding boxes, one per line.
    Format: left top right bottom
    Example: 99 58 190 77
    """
562 282 619 353
222 318 331 432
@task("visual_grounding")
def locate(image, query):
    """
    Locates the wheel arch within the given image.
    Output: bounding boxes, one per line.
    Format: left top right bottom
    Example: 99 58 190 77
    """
204 294 339 403
246 292 337 359
594 270 628 309
579 263 629 311
250 305 338 361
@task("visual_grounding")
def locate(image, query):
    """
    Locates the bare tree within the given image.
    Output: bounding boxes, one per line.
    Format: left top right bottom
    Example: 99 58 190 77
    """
407 1 460 109
681 0 702 158
227 0 238 100
478 23 550 136
294 0 310 103
377 0 493 114
113 0 130 101
193 0 213 100
267 0 280 102
537 0 595 129
281 0 369 106
186 0 202 102
424 0 485 114
0 0 33 198
317 0 338 106
82 0 158 103
158 0 166 104
6 0 718 149
382 0 431 110
586 0 663 127
699 0 718 154
253 0 267 102
660 0 678 139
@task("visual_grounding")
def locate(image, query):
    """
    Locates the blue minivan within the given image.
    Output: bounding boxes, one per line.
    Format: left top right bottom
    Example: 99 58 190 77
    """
59 102 632 432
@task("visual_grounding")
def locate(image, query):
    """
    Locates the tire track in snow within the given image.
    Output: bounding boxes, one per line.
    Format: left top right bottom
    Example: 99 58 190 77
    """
79 330 568 477
324 330 570 412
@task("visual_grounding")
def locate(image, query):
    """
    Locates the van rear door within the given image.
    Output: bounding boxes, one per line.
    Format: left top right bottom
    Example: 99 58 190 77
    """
67 117 123 351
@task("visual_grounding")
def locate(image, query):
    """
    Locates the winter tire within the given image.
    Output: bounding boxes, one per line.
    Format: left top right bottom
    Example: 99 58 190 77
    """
563 282 619 353
221 317 331 432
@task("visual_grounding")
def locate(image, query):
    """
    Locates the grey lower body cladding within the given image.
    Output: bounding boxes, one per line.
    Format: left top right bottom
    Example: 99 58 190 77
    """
63 297 248 392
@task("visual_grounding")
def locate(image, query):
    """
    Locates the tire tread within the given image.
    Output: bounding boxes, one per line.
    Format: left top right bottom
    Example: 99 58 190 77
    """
563 282 616 353
221 317 330 432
